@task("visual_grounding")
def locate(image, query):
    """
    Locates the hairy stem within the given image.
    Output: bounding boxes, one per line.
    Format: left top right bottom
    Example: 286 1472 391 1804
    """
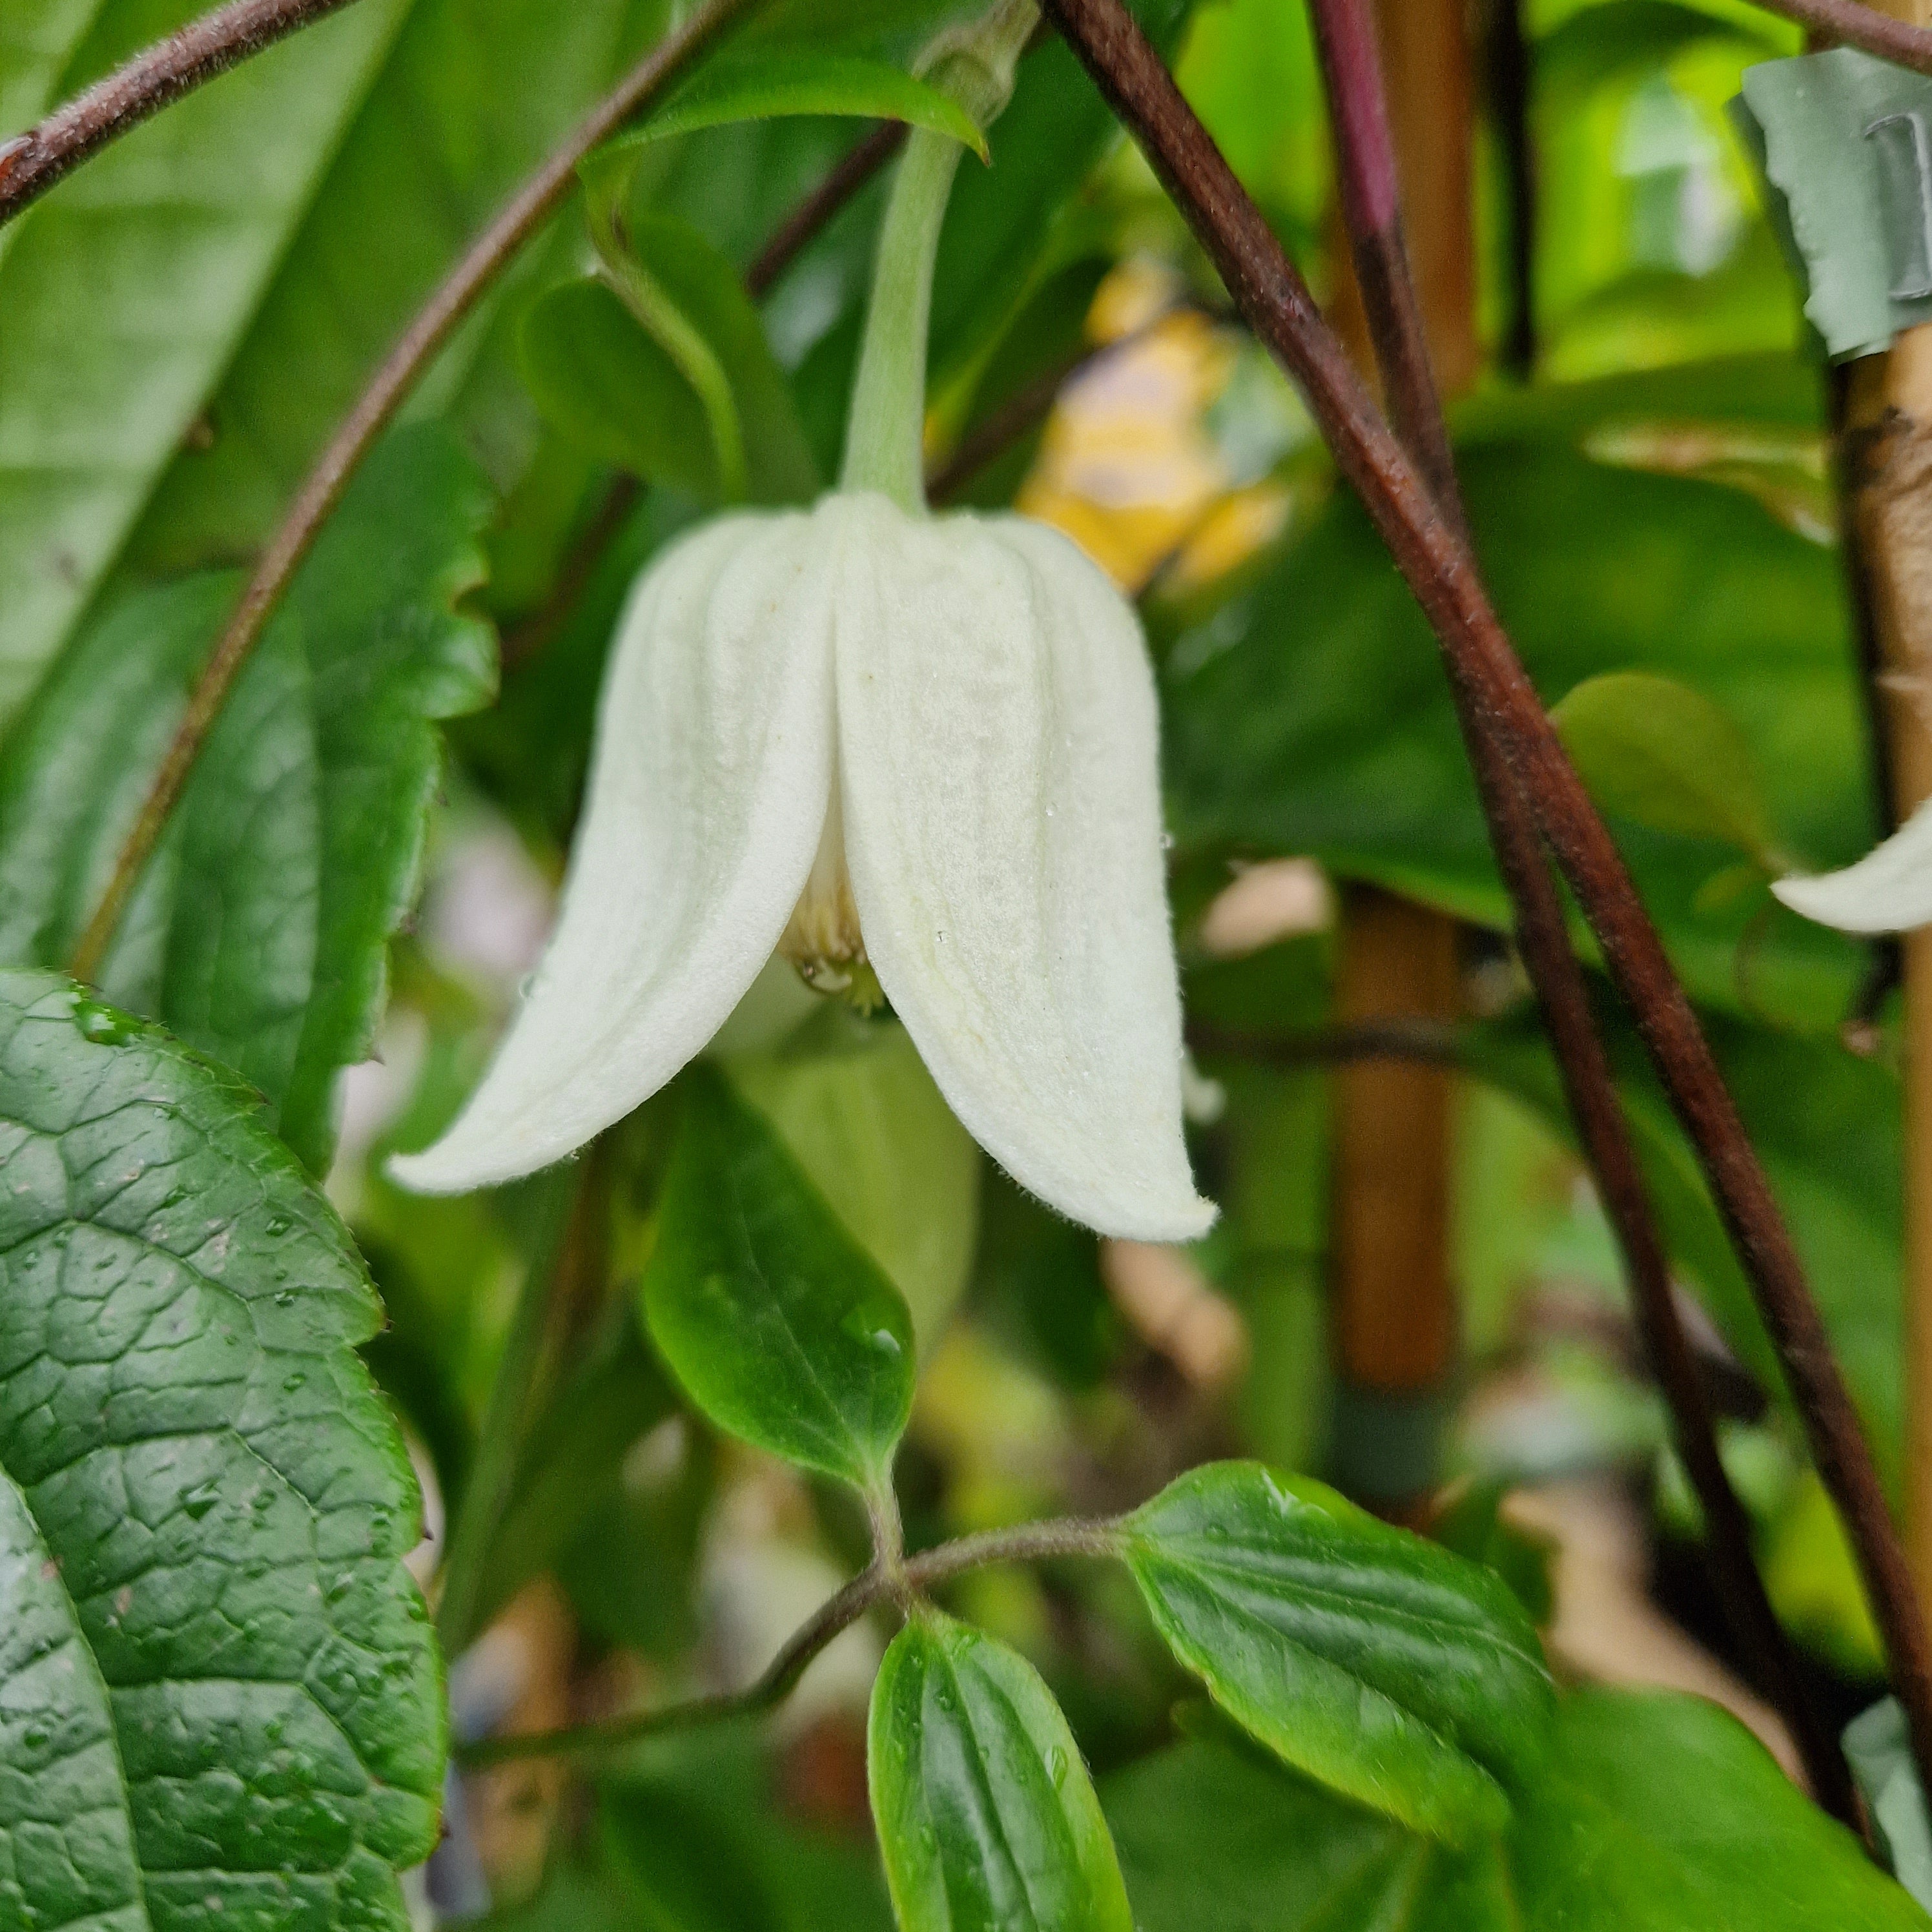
840 126 971 507
455 1515 1122 1767
65 0 770 987
1042 0 1932 1802
0 0 365 226
841 0 1038 506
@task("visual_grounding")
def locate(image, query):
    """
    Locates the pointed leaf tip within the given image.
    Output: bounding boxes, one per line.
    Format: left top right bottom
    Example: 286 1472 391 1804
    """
640 1069 916 1492
1121 1461 1554 1843
870 1613 1134 1932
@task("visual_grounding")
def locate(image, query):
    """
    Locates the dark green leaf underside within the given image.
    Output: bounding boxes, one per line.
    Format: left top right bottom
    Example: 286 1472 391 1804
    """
1104 1691 1929 1931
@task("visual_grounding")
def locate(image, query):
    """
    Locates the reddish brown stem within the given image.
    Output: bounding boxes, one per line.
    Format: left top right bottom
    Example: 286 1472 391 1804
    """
0 0 365 227
1042 0 1932 1799
1308 0 1858 1824
1750 0 1932 70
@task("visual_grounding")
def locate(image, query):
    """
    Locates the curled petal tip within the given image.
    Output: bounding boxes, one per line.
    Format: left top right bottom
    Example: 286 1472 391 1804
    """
832 499 1208 1243
1773 799 1932 935
388 509 838 1197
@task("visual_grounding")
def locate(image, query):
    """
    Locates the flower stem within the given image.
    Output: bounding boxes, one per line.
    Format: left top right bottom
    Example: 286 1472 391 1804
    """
454 1513 1121 1767
839 0 1038 509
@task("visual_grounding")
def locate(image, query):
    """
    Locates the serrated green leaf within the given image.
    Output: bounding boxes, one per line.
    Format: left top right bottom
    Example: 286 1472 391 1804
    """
520 215 819 506
1120 1462 1554 1844
1552 670 1776 861
0 426 495 1173
868 1613 1133 1932
640 1069 914 1492
611 50 988 159
0 0 411 725
0 968 442 1931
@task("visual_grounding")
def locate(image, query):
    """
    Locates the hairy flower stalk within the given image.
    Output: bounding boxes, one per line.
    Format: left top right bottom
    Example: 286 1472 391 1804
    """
394 0 1215 1242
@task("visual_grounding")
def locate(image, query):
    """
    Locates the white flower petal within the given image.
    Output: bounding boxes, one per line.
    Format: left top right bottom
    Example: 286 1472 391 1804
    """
1773 797 1932 934
832 495 1214 1242
392 509 837 1193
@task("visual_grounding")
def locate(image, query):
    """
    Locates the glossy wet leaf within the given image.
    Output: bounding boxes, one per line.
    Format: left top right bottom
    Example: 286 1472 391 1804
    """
519 216 819 506
0 427 495 1175
1104 1690 1925 1931
612 50 989 159
1552 670 1776 862
0 969 442 1931
640 1069 915 1492
868 1614 1133 1932
1120 1462 1554 1842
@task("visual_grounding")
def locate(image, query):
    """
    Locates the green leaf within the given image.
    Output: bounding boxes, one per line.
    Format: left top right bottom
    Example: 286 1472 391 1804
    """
0 968 442 1931
0 426 495 1174
123 0 675 578
926 0 1195 389
1506 1690 1928 1928
520 215 819 506
1552 670 1776 861
612 50 989 160
868 1612 1133 1932
0 0 411 724
600 1726 896 1932
640 1069 915 1492
1166 441 1873 1029
1119 1462 1555 1843
0 0 105 139
1104 1691 1928 1931
726 1017 981 1350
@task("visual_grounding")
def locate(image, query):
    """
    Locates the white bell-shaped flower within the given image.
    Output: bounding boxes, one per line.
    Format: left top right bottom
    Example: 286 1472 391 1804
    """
1774 797 1932 935
391 490 1215 1242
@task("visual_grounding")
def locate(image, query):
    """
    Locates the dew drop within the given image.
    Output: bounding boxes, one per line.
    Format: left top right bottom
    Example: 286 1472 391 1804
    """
74 1000 133 1046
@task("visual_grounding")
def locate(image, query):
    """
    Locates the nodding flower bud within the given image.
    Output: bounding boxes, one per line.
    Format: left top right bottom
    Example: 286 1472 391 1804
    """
391 492 1214 1243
